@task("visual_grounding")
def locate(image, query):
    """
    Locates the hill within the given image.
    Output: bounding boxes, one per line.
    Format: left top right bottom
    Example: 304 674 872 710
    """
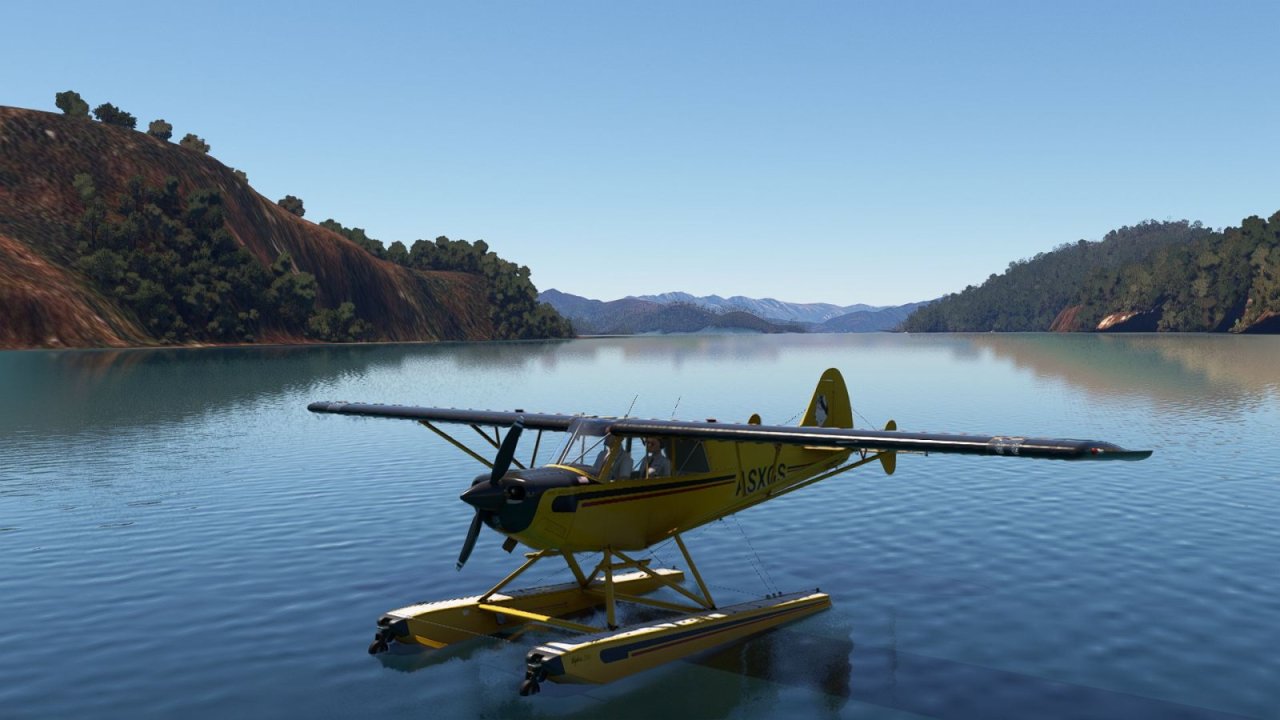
628 292 878 324
816 301 931 332
537 290 802 334
0 105 570 349
901 217 1280 333
539 289 926 334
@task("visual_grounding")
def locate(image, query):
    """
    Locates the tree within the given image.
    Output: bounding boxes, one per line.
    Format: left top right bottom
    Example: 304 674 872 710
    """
277 195 305 217
386 240 409 266
179 134 210 154
92 103 137 129
320 219 385 257
147 119 173 141
72 173 97 202
55 90 90 117
307 302 372 342
231 169 248 184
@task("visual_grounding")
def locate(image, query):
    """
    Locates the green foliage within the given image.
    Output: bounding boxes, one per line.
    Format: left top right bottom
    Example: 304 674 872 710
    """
329 223 572 339
55 90 90 117
179 133 210 154
147 119 173 141
903 220 1215 332
307 302 373 342
1071 215 1280 332
903 215 1280 333
277 195 305 217
92 103 137 129
265 252 317 325
320 219 385 257
72 172 96 202
69 174 341 344
410 235 572 339
231 169 248 184
386 240 409 266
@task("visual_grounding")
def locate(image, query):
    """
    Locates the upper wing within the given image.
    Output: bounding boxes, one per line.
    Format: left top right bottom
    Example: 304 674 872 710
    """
307 401 580 432
307 402 1151 461
607 418 1152 461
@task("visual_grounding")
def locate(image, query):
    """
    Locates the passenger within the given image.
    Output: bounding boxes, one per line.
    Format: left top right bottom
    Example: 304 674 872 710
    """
641 437 670 478
592 435 632 480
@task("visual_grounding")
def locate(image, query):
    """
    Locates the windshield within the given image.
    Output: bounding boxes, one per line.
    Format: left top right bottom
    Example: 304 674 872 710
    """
552 419 613 467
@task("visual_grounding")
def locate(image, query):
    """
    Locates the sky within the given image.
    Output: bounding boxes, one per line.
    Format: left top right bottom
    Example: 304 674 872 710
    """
5 1 1279 305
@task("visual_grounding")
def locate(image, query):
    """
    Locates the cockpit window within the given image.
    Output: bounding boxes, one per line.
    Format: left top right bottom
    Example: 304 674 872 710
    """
672 439 710 475
553 419 613 468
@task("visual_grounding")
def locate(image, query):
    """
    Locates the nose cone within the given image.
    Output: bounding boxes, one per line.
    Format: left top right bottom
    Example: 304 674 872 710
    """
460 480 506 512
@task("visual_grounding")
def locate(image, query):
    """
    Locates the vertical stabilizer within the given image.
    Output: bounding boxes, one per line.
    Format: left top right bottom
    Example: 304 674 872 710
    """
801 368 852 428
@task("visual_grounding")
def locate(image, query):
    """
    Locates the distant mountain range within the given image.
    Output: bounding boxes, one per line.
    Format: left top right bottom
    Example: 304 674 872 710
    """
628 292 880 324
538 289 931 335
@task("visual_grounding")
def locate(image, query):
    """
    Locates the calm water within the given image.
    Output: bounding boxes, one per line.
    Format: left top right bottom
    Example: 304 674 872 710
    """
1 334 1278 719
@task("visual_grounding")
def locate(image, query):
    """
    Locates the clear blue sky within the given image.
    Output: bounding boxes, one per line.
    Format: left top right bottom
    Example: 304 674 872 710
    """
6 1 1278 305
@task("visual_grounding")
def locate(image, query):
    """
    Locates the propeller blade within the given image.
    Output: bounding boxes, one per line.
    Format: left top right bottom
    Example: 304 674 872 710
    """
457 511 484 571
489 420 524 484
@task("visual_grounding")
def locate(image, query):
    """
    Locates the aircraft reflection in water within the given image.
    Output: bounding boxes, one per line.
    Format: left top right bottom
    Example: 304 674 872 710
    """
309 368 1150 696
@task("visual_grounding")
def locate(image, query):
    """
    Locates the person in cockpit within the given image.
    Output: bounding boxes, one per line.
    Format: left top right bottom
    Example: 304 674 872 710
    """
640 437 670 478
592 435 633 480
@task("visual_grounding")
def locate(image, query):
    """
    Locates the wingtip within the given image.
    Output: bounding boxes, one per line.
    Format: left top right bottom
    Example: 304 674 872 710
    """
1090 447 1153 461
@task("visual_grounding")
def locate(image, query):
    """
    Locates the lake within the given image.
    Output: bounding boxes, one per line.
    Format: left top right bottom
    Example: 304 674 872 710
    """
1 333 1277 719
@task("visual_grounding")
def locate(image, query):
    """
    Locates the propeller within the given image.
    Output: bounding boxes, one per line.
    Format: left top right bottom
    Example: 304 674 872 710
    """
456 419 523 571
456 512 484 571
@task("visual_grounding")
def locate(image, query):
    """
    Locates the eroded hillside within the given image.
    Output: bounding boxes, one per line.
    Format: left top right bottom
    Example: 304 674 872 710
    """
0 106 505 348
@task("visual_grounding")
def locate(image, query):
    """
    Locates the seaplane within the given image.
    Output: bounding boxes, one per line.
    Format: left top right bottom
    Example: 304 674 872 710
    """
308 369 1150 696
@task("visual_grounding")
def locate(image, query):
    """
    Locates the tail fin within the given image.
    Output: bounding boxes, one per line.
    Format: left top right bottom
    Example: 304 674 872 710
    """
801 368 852 428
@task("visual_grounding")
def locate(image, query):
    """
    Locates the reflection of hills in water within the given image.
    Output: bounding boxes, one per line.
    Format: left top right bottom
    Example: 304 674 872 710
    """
0 343 559 436
958 334 1280 416
550 333 908 367
6 334 1275 436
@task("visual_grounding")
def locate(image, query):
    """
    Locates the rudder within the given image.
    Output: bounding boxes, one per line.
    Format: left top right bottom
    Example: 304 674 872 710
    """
801 368 852 428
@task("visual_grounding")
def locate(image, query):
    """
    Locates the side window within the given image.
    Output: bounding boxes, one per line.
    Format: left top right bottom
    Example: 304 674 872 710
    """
672 439 709 475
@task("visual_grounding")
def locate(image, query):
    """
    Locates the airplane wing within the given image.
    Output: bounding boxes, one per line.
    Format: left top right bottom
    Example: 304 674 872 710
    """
607 418 1152 461
306 401 579 432
307 403 1151 461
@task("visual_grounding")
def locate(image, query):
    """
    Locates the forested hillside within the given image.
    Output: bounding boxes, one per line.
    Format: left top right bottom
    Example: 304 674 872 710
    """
0 102 571 348
903 215 1280 333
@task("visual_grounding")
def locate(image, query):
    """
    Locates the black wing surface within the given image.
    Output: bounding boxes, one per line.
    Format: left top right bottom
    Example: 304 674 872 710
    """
307 403 1151 461
307 401 579 432
607 418 1152 461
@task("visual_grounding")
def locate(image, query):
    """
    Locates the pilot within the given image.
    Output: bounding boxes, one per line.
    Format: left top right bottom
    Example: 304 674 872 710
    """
640 437 670 478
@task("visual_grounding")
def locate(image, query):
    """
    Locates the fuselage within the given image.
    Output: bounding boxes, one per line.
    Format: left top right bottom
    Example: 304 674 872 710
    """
465 434 852 552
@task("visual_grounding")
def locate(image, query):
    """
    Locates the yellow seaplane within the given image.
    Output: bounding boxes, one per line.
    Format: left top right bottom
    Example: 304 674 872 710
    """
308 369 1150 696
